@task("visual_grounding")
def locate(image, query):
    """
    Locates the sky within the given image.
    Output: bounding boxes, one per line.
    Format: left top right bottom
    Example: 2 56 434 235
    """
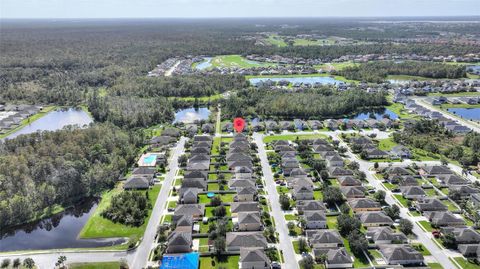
1 0 479 19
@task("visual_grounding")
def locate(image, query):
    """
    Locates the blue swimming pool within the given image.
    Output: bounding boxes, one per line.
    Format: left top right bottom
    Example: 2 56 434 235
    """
207 192 215 198
144 155 157 165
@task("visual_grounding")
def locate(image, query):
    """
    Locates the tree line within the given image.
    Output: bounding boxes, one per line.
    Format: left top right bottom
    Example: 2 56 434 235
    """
222 88 388 119
337 61 467 83
0 124 142 229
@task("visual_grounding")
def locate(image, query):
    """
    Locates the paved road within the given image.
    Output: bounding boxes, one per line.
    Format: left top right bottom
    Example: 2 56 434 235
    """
130 137 186 268
215 105 221 136
164 61 181 77
332 133 458 269
413 97 480 133
253 133 299 269
0 138 187 269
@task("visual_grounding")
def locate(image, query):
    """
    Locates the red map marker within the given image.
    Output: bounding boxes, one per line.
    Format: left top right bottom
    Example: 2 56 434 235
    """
233 117 245 133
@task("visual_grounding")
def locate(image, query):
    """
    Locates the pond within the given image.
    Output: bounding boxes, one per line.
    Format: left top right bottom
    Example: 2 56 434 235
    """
194 57 212 70
351 108 399 120
173 107 211 124
4 108 93 140
0 199 125 252
249 76 344 86
447 108 480 120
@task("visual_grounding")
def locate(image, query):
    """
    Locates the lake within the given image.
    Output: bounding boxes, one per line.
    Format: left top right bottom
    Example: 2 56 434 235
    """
351 108 399 120
249 76 344 86
4 108 93 140
0 199 125 251
194 57 212 70
447 108 480 120
173 107 211 124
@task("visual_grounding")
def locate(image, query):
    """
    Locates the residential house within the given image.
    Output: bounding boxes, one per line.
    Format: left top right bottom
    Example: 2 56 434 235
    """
427 211 465 227
313 248 353 269
348 198 381 212
235 187 257 202
366 227 407 244
226 232 268 251
338 176 362 186
307 230 343 249
437 174 468 185
304 211 327 229
390 146 412 159
326 154 344 167
419 166 453 176
297 200 327 213
180 188 200 204
166 232 192 253
341 186 366 199
237 212 262 231
123 176 151 190
358 212 394 227
415 198 448 212
173 204 205 222
401 186 426 199
379 245 424 265
329 167 354 177
231 202 261 215
292 185 315 200
239 248 271 269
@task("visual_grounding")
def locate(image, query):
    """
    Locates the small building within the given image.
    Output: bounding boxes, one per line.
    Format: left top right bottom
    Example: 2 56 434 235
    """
348 198 381 212
239 247 271 269
415 198 447 212
307 229 343 249
237 212 262 231
226 232 268 251
304 211 327 229
358 212 393 227
123 176 151 190
379 245 424 265
313 248 353 269
366 227 407 244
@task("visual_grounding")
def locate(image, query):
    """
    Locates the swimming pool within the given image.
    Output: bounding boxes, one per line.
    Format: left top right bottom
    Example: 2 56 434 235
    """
143 155 157 165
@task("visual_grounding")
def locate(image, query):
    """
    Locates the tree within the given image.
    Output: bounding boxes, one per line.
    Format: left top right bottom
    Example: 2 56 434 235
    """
279 194 291 210
55 256 66 269
214 205 227 218
374 162 379 170
383 204 400 219
340 203 351 215
347 161 359 170
299 255 314 269
399 219 413 235
210 196 222 207
120 258 129 269
337 214 361 236
347 231 368 256
298 237 309 253
12 258 20 268
315 253 328 267
214 237 226 255
178 154 188 167
374 190 386 203
1 259 10 268
441 232 457 249
323 186 344 206
23 259 35 269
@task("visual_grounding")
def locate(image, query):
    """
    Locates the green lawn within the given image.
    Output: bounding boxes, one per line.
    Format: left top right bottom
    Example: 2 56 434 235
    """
167 201 177 209
265 34 288 47
393 194 409 207
453 257 480 269
327 216 337 229
263 133 327 143
425 188 438 197
418 220 434 232
205 206 231 218
428 263 444 269
387 75 431 81
442 200 459 211
208 183 219 191
383 182 398 190
412 243 431 256
314 190 323 200
210 55 275 69
385 102 418 120
199 255 240 269
285 214 298 221
79 184 161 238
292 240 310 254
276 186 289 194
378 137 398 151
343 239 371 268
69 262 120 269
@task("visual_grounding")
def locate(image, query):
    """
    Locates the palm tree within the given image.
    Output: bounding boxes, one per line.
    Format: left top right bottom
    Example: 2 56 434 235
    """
23 258 35 269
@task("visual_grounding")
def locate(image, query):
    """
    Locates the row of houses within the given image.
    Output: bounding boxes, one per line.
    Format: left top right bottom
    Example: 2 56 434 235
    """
348 136 411 160
0 104 42 135
223 118 398 134
403 99 472 134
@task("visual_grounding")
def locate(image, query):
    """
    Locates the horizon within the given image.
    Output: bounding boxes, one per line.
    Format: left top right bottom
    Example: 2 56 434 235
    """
1 0 479 19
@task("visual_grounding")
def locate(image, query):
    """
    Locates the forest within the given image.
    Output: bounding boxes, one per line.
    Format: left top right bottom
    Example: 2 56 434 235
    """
393 120 480 166
0 124 142 229
222 88 388 119
337 61 467 83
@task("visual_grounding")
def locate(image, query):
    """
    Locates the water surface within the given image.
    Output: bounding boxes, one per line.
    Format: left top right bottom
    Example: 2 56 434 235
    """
351 109 399 120
447 108 480 120
173 107 211 124
4 108 93 140
249 76 344 86
0 199 125 251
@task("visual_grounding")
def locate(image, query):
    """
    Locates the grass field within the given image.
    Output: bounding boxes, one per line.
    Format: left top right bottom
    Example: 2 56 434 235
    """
386 75 432 81
199 255 240 269
453 257 480 269
210 55 275 69
393 194 409 207
79 184 161 239
265 34 288 47
69 262 120 269
385 102 418 120
378 137 398 151
428 263 444 269
293 38 335 46
418 220 434 232
411 243 431 256
263 133 327 143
